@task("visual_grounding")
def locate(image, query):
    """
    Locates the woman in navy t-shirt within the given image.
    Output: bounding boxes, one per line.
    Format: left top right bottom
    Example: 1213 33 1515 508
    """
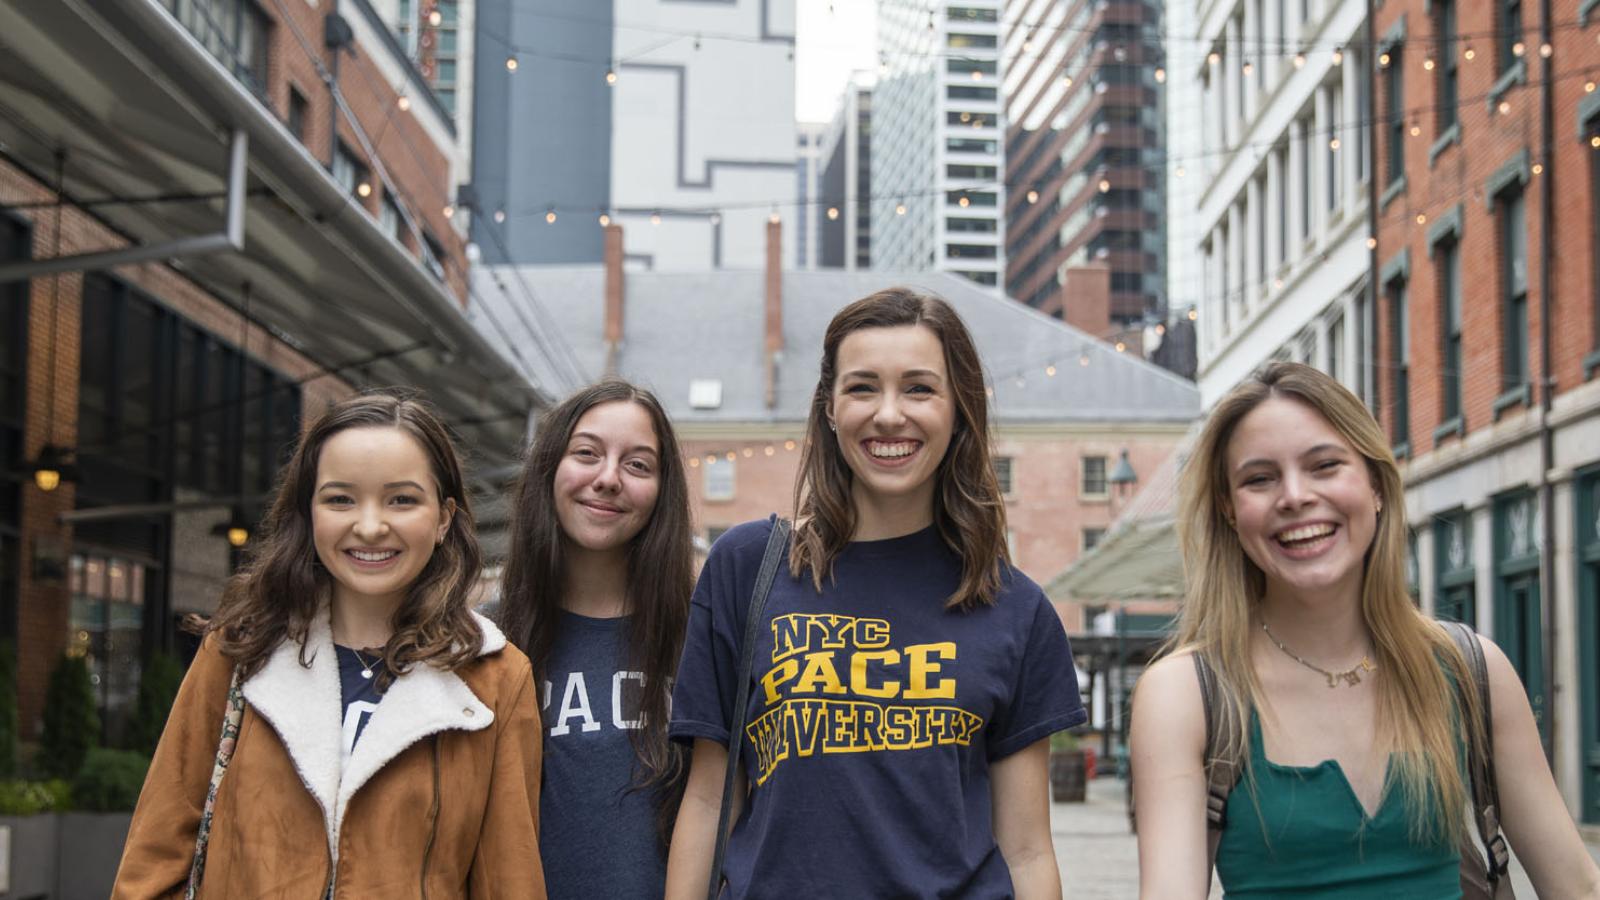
498 380 696 899
666 288 1087 899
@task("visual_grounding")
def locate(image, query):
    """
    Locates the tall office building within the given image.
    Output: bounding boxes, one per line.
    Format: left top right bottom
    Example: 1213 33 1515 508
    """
871 0 1005 288
819 79 874 270
472 0 797 269
1002 0 1165 325
796 121 827 269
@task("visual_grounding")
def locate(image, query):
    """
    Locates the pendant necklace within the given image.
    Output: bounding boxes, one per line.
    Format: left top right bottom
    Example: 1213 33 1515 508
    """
1261 621 1376 688
351 646 379 680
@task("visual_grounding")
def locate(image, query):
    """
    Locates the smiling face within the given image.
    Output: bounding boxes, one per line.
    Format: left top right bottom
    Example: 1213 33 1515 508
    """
552 400 662 555
312 426 455 614
1224 395 1382 605
828 324 957 517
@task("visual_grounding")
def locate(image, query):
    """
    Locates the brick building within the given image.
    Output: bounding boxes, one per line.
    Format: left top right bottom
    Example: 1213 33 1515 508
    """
0 1 540 743
1371 0 1600 823
473 222 1200 635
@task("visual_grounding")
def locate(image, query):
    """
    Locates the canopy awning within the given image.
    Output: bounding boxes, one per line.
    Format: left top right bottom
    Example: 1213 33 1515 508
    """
0 0 548 470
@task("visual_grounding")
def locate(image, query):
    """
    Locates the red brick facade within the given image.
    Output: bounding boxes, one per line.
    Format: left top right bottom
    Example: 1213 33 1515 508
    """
1373 0 1596 450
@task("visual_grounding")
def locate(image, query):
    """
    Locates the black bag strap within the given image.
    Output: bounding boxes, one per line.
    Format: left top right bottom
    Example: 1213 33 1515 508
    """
1194 652 1240 869
706 517 791 900
1441 620 1512 889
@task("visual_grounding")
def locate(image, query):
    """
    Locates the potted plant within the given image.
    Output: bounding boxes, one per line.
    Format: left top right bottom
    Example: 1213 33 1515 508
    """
1049 730 1089 803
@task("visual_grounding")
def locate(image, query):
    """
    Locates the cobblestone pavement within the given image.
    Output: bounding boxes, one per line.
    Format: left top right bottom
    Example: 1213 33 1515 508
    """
1053 777 1600 897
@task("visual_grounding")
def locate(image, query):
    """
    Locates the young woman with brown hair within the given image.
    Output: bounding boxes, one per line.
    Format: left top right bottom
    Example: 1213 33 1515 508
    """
665 288 1087 899
497 379 695 898
113 391 544 898
1131 362 1600 898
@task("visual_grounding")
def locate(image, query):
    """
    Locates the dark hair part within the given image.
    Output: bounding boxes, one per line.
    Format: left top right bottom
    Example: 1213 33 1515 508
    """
208 390 484 690
497 379 694 836
790 287 1009 609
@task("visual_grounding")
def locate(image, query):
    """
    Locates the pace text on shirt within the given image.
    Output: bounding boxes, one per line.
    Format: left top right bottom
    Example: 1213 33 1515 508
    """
746 612 984 785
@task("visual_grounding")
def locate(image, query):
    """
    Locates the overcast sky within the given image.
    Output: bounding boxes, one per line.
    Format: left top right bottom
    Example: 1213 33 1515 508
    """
794 0 878 123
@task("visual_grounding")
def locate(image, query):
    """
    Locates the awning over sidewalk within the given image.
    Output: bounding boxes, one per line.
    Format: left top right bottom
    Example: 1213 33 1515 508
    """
0 0 547 468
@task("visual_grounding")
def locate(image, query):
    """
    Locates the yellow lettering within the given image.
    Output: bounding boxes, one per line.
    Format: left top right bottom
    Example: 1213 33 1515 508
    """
849 649 902 698
793 652 847 695
771 614 811 663
760 658 799 704
903 642 958 699
854 618 892 648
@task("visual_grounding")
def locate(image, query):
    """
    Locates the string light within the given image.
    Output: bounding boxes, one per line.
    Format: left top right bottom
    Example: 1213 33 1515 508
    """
651 211 662 225
493 209 507 223
1154 67 1166 83
442 204 455 218
710 213 722 225
689 457 700 468
1422 58 1434 71
1588 82 1597 93
1531 163 1543 176
1463 46 1476 61
427 8 442 26
1175 165 1186 178
1329 137 1340 150
895 203 908 215
356 182 372 198
1098 178 1111 192
397 94 411 111
1187 308 1198 321
1242 60 1254 77
605 68 618 85
769 211 781 224
1416 213 1427 225
1379 52 1390 67
1366 236 1378 249
1498 99 1511 115
971 69 983 80
1061 75 1073 87
1078 352 1090 366
1026 190 1039 204
1293 52 1306 69
1114 341 1127 353
1512 41 1525 57
1591 135 1600 148
546 208 557 224
1046 364 1057 377
1207 51 1220 66
1331 47 1343 65
764 446 775 457
726 451 736 461
784 440 796 451
506 56 519 72
827 207 840 220
957 196 970 207
599 212 611 226
1410 121 1421 137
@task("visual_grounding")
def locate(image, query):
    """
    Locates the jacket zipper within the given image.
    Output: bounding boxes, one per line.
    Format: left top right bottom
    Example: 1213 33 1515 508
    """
419 736 442 900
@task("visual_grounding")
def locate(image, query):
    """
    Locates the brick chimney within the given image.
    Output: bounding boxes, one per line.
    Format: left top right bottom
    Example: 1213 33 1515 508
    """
764 217 783 408
604 223 624 374
1061 264 1111 341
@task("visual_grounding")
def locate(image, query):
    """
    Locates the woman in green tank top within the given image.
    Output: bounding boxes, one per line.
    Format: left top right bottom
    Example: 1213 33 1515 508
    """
1129 363 1600 899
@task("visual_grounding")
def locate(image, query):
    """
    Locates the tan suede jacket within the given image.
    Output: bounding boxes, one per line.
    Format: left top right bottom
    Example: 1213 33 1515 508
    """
112 611 545 899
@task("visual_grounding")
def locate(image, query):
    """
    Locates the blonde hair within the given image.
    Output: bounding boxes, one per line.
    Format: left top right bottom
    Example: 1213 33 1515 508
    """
1168 361 1481 844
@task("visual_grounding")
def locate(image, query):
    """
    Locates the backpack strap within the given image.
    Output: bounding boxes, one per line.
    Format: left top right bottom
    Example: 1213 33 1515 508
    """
1440 620 1512 891
1193 652 1240 868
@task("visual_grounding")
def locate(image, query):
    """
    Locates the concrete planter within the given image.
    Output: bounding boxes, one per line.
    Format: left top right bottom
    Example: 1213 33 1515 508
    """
57 812 132 900
0 811 132 899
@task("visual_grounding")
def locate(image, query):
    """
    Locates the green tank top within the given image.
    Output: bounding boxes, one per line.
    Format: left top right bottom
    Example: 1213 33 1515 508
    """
1213 713 1461 899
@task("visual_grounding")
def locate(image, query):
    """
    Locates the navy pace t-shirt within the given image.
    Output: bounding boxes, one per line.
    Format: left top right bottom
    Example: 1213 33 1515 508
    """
669 518 1087 899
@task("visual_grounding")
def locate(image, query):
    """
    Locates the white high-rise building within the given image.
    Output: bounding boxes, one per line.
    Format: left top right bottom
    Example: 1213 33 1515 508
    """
1189 0 1372 407
871 0 1005 289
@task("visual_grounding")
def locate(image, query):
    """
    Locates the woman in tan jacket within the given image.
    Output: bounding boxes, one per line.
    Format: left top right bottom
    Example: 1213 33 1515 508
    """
114 392 545 899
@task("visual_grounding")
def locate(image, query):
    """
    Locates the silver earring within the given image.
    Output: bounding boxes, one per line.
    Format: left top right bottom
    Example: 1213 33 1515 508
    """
829 421 837 432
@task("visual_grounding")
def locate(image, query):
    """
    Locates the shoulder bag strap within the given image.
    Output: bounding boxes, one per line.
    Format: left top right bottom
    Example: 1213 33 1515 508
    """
1193 652 1237 870
185 665 245 900
706 517 792 900
1442 620 1512 892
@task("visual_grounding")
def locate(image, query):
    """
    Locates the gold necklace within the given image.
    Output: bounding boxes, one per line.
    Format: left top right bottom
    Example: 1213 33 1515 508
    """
350 646 380 681
1261 621 1376 688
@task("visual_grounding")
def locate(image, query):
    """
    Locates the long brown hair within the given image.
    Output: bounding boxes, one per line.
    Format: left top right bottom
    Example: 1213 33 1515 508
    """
208 390 485 689
1167 361 1480 844
790 287 1009 610
497 380 694 831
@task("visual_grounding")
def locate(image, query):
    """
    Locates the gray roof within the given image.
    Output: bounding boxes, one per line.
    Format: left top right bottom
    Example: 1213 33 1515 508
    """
468 267 1198 425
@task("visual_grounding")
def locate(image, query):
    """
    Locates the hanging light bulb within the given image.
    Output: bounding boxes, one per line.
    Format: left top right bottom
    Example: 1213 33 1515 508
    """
1293 51 1306 69
769 211 781 224
957 195 970 207
1463 45 1476 61
506 56 519 72
605 68 618 85
1512 41 1525 57
599 212 611 226
1531 163 1543 176
1242 60 1254 76
1498 99 1511 115
1046 364 1057 377
1078 352 1090 366
443 204 455 218
1378 52 1390 67
1366 236 1378 249
1026 190 1039 204
1207 50 1220 66
1410 121 1421 137
1175 165 1186 178
895 203 907 215
650 211 662 225
1098 178 1111 192
494 209 507 223
1539 43 1552 59
784 440 797 451
827 206 840 220
1416 213 1427 225
1422 57 1434 71
1186 307 1197 321
397 94 412 111
428 8 442 26
1329 137 1340 150
1154 67 1166 83
546 208 557 224
1331 47 1344 65
1114 341 1126 353
1588 81 1597 94
1062 74 1074 87
356 182 372 198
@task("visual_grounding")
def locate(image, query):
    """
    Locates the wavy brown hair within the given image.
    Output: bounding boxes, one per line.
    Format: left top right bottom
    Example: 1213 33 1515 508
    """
207 390 484 690
497 380 694 837
790 287 1009 610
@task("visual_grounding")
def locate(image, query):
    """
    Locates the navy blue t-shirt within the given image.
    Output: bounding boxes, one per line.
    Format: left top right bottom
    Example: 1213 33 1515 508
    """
539 611 668 899
334 645 385 763
670 519 1087 899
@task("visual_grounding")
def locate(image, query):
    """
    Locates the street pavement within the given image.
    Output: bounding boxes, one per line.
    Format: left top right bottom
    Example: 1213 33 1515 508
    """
1053 777 1600 897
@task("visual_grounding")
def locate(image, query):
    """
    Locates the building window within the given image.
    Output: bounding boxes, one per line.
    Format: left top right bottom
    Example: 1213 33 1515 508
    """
1498 0 1523 76
1276 145 1289 268
1592 117 1600 353
1326 83 1342 212
1255 176 1267 289
380 193 403 243
172 0 272 95
1435 1 1459 132
994 456 1014 495
1388 279 1410 447
1299 118 1312 240
1081 455 1108 498
1499 187 1528 392
421 231 446 281
1434 510 1476 625
704 456 735 501
331 142 368 199
1384 46 1404 185
1440 239 1464 422
1083 527 1107 552
1327 312 1345 383
286 86 308 142
68 554 148 739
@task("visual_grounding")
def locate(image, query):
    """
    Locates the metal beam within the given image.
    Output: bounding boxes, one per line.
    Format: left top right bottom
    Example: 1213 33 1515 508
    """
0 128 247 284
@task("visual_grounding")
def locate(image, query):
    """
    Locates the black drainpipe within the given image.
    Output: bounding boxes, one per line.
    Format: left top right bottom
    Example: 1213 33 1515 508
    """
1537 0 1556 763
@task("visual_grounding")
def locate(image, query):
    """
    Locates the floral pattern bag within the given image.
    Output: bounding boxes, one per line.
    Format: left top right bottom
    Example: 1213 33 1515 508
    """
184 667 245 900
